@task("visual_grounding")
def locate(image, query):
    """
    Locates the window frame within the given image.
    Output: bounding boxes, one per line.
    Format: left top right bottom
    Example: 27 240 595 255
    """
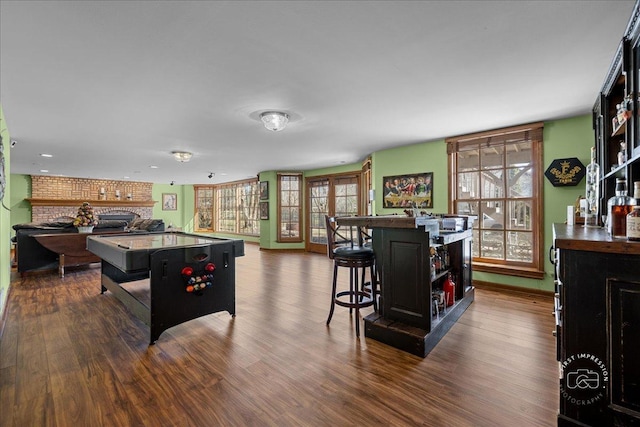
447 122 544 279
277 172 303 243
305 172 362 253
193 178 261 237
194 185 215 232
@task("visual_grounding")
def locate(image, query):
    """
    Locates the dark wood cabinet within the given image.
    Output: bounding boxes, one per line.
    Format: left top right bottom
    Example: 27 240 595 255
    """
336 216 473 357
554 224 640 426
610 279 640 417
376 226 432 328
593 3 640 217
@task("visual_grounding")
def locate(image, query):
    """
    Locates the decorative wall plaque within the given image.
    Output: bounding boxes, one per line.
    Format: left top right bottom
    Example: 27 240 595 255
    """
545 158 585 187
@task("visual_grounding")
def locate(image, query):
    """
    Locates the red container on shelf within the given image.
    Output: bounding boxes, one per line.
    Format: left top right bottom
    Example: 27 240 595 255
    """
443 274 455 307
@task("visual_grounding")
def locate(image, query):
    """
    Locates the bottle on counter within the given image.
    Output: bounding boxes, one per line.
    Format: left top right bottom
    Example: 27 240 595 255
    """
627 206 640 241
607 178 636 238
585 146 600 227
627 181 640 241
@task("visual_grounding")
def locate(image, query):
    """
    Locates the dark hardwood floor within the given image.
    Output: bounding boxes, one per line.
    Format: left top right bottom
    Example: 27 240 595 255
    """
1 243 558 426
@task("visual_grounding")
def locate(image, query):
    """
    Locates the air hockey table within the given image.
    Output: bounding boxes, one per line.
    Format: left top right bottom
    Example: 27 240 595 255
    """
87 231 244 344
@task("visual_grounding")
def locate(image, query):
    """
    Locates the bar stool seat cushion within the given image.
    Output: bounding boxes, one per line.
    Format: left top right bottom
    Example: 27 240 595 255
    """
333 246 374 258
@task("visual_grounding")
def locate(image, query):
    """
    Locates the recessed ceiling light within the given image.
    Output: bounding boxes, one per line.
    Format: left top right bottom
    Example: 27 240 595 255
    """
40 169 49 173
149 165 159 169
40 153 53 158
123 176 130 179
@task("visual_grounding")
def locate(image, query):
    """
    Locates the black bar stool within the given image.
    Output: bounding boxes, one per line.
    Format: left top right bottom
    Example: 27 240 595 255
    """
325 216 377 337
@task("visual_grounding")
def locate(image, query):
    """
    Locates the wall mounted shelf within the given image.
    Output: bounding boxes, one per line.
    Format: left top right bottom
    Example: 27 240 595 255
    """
26 198 156 207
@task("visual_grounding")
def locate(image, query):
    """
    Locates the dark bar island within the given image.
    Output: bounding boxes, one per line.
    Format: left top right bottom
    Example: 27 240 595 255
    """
336 215 474 357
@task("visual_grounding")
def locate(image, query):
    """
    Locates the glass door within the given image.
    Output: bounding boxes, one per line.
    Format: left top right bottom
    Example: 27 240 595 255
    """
308 178 329 253
306 174 360 254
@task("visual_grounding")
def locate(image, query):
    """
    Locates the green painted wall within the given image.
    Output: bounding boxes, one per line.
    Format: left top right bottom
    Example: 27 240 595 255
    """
9 174 31 235
257 171 277 249
368 114 594 292
469 116 593 292
1 105 10 318
2 114 595 308
371 138 448 214
306 162 362 178
152 183 187 229
254 115 593 293
257 163 363 250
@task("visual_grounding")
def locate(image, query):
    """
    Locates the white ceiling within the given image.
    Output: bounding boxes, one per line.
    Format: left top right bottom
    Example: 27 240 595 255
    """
0 0 636 185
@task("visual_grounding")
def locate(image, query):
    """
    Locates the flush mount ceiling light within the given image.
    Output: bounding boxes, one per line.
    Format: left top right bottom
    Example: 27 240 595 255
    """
260 111 289 132
172 151 192 162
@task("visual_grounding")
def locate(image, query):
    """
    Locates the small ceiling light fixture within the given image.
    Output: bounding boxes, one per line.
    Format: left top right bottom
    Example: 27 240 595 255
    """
260 111 289 132
170 180 175 186
172 151 193 162
208 172 215 179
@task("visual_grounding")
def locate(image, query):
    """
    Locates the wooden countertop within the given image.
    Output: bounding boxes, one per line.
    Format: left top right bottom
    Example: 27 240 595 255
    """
336 215 472 244
336 215 421 229
553 223 640 255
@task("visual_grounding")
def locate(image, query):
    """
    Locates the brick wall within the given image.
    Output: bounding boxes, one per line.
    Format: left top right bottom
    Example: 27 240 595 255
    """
30 175 155 222
31 175 153 200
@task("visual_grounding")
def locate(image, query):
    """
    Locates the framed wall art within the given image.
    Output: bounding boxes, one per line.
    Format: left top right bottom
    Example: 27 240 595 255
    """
259 201 269 220
162 193 177 211
260 181 269 200
382 172 433 208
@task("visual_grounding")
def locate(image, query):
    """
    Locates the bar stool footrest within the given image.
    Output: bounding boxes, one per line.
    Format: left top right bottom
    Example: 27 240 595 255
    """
334 290 374 308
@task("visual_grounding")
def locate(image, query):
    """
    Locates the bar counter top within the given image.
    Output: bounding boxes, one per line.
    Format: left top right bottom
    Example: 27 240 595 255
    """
336 215 426 229
553 223 640 255
336 215 472 245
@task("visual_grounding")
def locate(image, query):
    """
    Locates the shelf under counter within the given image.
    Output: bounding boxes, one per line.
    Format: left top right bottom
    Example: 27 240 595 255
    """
364 289 475 358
